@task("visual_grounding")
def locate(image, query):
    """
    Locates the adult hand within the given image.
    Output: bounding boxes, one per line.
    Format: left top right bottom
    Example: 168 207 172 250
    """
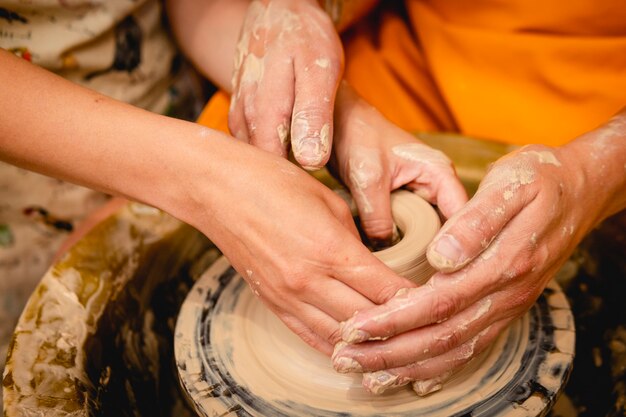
196 135 416 356
329 83 467 248
230 0 343 170
332 115 626 394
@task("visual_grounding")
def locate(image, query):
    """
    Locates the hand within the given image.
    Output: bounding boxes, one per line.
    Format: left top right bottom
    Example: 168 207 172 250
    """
329 82 468 247
331 134 617 394
229 0 343 170
194 136 417 355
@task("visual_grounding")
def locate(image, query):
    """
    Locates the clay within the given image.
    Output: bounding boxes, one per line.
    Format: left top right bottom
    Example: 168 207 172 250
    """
175 191 575 416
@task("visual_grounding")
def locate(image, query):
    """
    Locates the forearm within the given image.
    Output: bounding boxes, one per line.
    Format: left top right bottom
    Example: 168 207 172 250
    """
0 50 230 229
565 107 626 222
166 0 250 91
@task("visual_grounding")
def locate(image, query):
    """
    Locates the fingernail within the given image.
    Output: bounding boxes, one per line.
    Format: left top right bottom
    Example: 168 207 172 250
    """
428 234 464 271
342 327 371 344
331 342 362 373
412 370 451 396
293 138 325 169
333 356 363 373
362 371 406 395
412 379 443 396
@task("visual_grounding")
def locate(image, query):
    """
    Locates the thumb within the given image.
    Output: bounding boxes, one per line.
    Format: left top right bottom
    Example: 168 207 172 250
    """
426 180 525 273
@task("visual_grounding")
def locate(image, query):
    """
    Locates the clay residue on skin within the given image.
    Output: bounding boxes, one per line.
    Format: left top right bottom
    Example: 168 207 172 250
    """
521 150 562 167
342 327 371 344
291 118 330 167
276 122 289 145
492 164 536 201
232 1 303 98
240 53 265 87
320 123 330 150
478 160 536 200
347 146 383 214
592 115 626 149
315 57 330 68
448 326 491 362
560 225 575 237
391 143 452 168
332 342 363 373
458 299 492 331
480 239 499 261
413 370 452 396
362 370 405 394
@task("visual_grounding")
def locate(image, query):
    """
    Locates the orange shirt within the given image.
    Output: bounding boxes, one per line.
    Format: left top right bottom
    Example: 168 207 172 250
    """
200 0 626 146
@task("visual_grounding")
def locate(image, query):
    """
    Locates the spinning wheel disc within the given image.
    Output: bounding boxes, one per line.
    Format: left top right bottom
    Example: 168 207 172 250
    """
175 192 574 417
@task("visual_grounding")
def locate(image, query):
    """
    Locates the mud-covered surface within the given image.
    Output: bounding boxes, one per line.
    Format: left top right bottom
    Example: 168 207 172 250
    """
549 211 626 417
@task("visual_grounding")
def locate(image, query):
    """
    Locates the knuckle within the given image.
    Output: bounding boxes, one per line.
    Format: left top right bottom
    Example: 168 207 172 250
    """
432 328 464 354
360 218 394 241
282 268 310 295
325 326 343 345
368 351 392 371
376 283 405 305
429 292 460 324
508 288 538 312
327 193 355 223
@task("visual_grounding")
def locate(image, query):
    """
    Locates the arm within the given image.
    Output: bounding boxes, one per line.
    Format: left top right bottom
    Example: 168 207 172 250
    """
0 49 416 355
332 108 626 393
166 0 376 169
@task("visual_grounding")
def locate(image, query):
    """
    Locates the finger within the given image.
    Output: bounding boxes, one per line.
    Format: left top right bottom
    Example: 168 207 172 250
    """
338 276 473 344
360 321 506 395
406 170 468 220
277 310 335 356
296 276 376 323
246 52 295 158
426 166 533 273
390 142 467 218
329 238 417 306
333 296 496 371
338 195 560 347
290 54 341 170
344 146 395 245
412 371 454 397
228 80 252 143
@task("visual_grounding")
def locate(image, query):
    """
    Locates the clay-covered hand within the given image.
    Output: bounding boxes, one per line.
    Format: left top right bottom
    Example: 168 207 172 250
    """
328 82 468 248
230 0 343 170
198 136 417 356
331 114 626 395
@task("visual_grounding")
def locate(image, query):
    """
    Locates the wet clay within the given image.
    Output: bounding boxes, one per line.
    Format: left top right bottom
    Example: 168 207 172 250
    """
175 191 575 416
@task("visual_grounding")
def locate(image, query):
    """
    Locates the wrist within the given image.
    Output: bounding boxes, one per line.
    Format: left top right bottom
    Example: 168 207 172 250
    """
564 112 626 222
139 121 235 236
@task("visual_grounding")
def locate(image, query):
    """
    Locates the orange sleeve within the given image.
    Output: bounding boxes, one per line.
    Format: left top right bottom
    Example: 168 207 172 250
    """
196 90 231 133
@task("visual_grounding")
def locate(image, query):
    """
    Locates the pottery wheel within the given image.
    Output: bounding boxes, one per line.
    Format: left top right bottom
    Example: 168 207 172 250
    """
175 191 575 417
